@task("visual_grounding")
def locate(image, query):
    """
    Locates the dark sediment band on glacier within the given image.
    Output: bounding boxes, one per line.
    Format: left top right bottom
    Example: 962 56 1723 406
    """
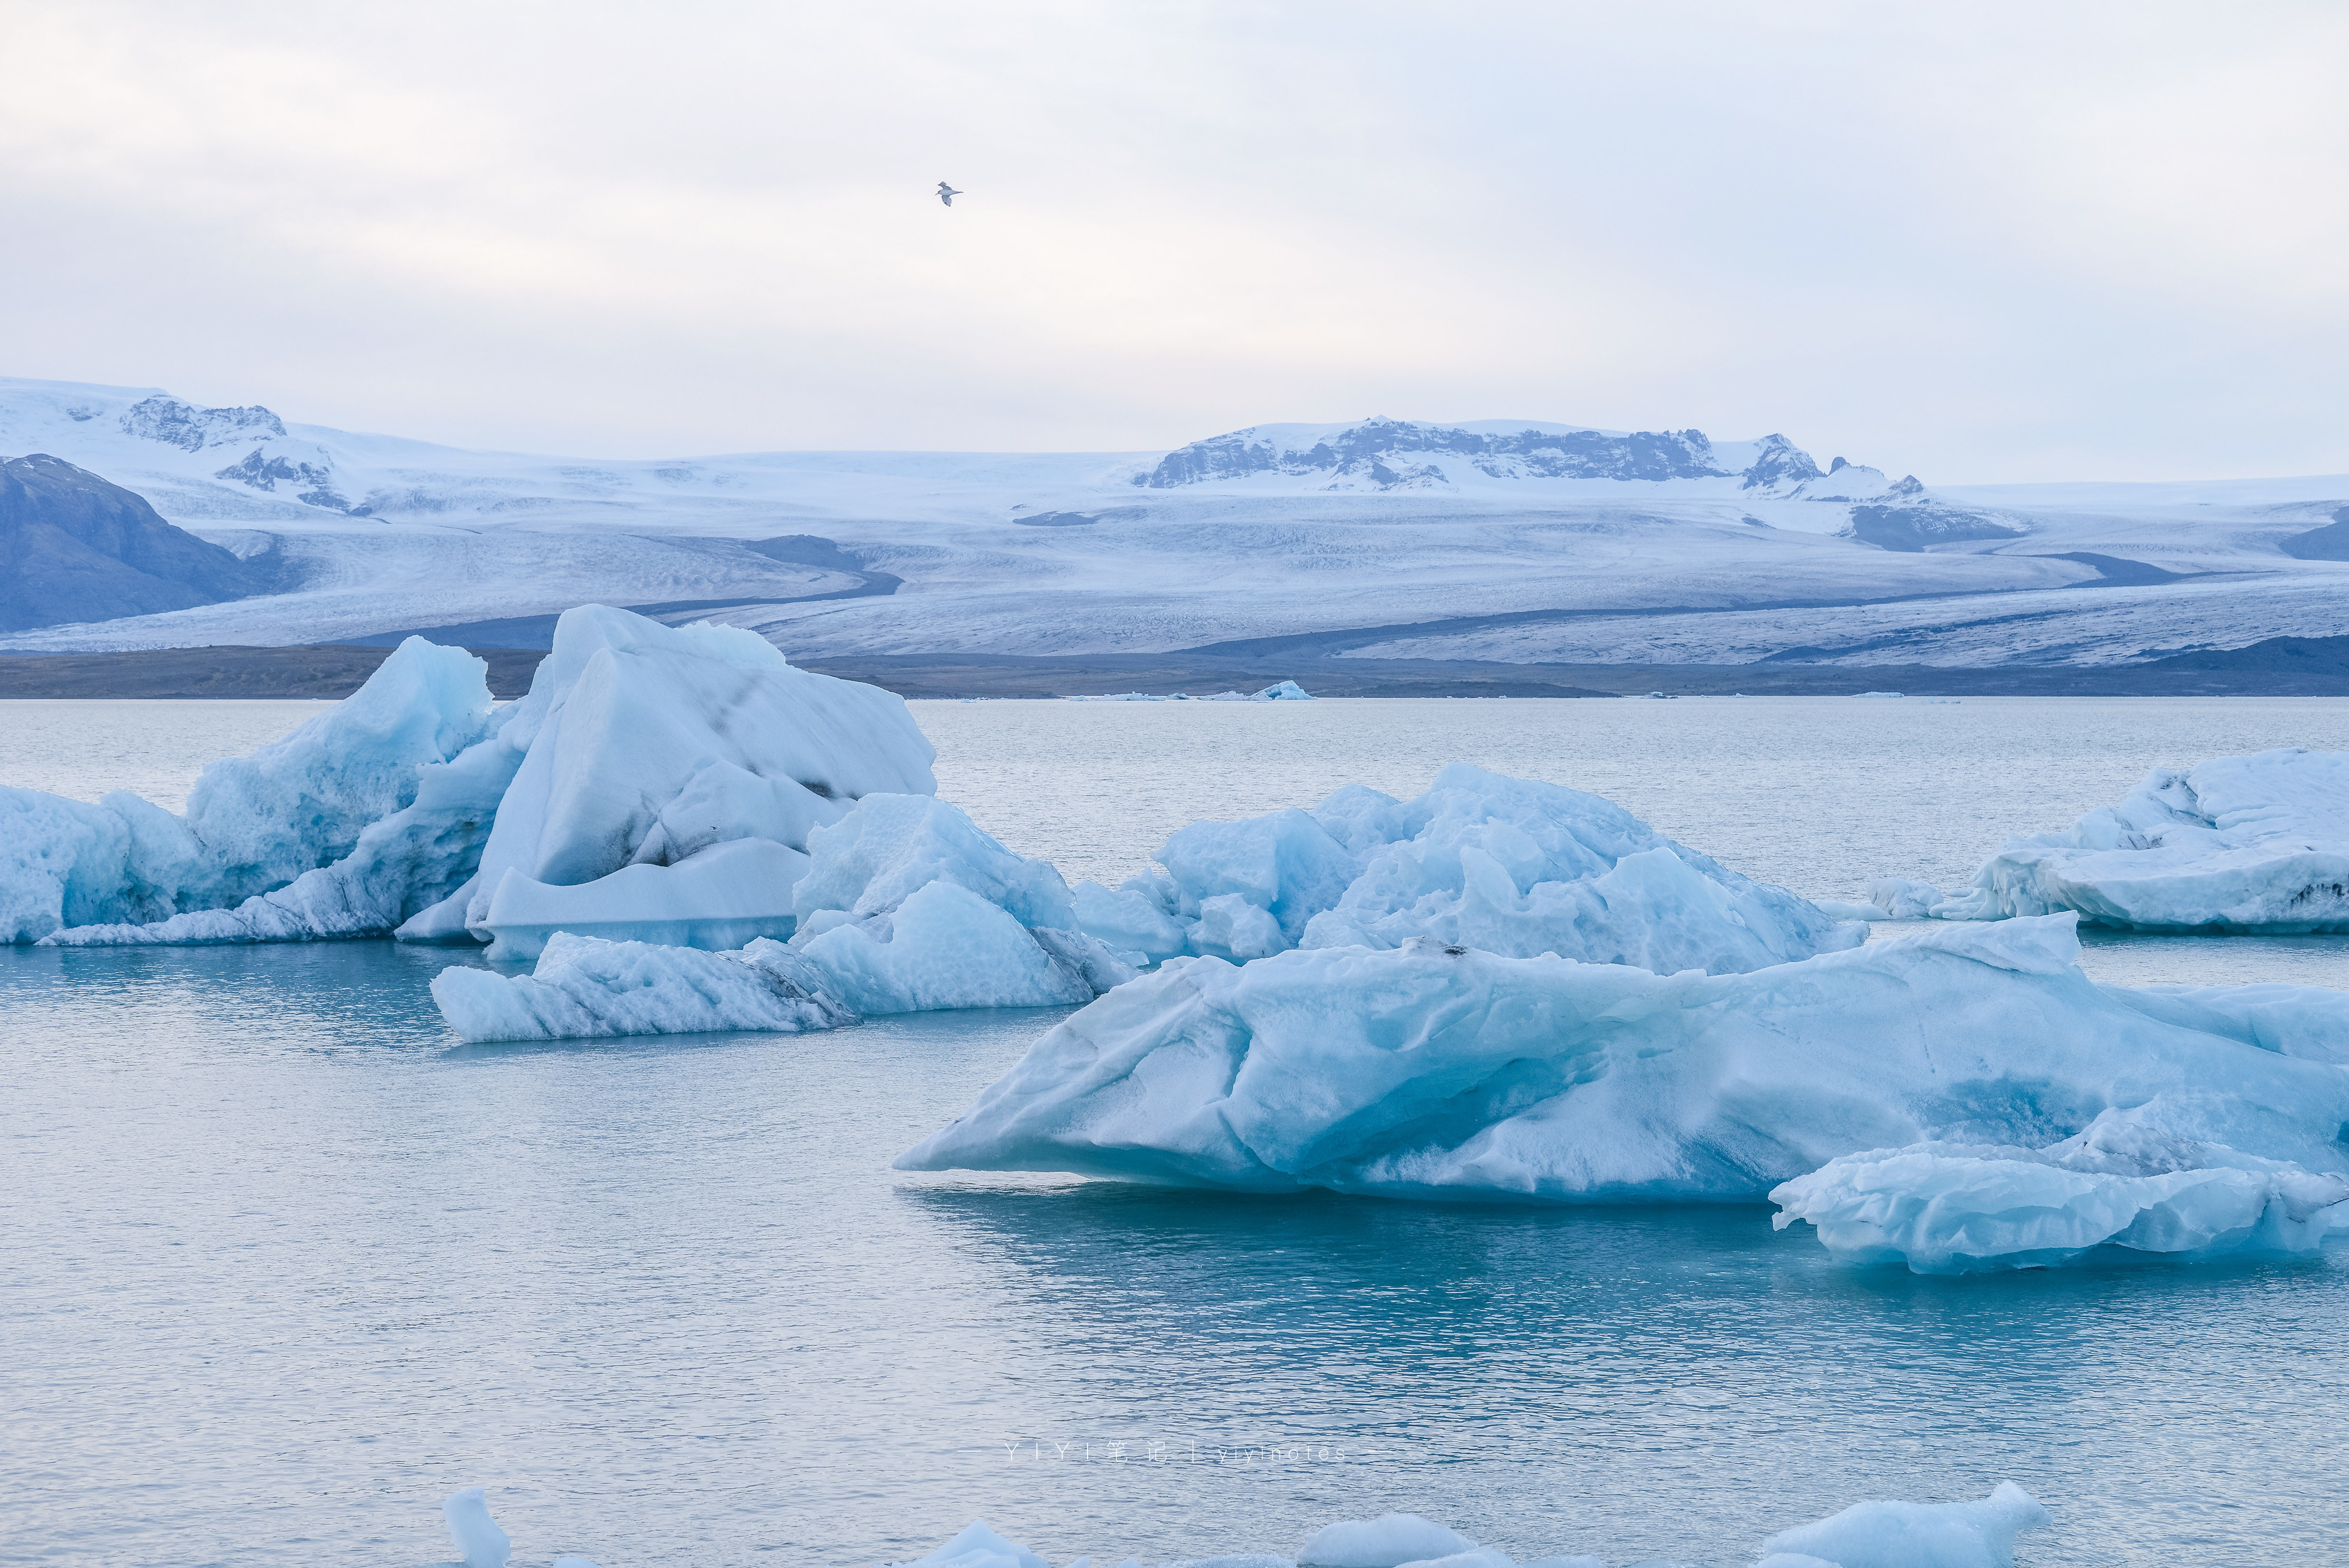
12 637 2349 698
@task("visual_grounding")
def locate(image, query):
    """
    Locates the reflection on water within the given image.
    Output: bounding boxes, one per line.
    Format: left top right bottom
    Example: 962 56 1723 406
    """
6 941 2348 1566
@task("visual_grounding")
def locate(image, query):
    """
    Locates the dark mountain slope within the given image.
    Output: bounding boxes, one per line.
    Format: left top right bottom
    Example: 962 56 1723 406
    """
0 454 265 631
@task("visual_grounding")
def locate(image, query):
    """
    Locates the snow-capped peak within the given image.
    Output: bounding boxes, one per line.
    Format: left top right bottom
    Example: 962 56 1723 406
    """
120 395 288 452
1133 416 1836 494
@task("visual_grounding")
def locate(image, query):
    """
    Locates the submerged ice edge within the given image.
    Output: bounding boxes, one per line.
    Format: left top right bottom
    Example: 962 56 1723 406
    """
423 1482 2051 1568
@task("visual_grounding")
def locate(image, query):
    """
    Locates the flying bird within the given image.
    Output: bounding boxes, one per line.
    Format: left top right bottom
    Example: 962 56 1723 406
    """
937 181 964 207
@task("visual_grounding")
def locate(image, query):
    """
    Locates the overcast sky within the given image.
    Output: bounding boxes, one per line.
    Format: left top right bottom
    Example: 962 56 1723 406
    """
4 1 2344 481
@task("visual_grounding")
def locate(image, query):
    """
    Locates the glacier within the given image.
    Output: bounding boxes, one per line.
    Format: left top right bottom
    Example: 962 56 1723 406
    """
896 914 2349 1202
11 604 936 950
1771 1101 2349 1274
7 378 2347 674
1906 749 2349 933
1071 764 1865 974
431 793 1134 1041
873 1484 2047 1568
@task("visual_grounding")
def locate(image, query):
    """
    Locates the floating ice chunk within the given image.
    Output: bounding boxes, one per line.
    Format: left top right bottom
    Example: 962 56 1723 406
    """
46 725 521 946
898 915 2349 1200
455 604 934 943
1392 1551 1516 1568
5 638 501 943
430 933 853 1042
1866 878 1943 920
1258 679 1313 700
1159 806 1361 950
442 1487 511 1568
1300 1513 1475 1567
793 880 1109 1013
1071 880 1189 964
1772 1102 2349 1273
477 837 809 962
1926 748 2349 930
1809 897 1888 921
1076 766 1858 975
1169 1557 1294 1568
1756 1482 2048 1568
881 1520 1048 1568
795 794 1073 931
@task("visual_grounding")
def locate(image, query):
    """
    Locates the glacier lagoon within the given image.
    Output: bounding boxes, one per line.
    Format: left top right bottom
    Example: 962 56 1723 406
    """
6 694 2349 1566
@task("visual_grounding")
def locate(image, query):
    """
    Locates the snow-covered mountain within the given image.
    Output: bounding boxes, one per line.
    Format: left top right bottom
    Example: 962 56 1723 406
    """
1 376 2343 668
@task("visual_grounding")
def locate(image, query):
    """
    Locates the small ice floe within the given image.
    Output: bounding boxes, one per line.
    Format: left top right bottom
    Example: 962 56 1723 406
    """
1064 681 1313 702
1772 1101 2349 1273
882 1483 2047 1568
1914 748 2349 932
1851 690 1904 698
429 1486 601 1568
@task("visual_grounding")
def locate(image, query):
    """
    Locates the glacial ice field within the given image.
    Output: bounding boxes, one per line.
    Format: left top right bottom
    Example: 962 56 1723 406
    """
5 694 2349 1565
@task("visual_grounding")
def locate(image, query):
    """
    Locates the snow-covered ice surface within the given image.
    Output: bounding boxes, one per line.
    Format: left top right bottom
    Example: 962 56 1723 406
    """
1073 764 1862 973
1919 749 2349 931
5 377 2346 668
899 915 2349 1200
874 1485 2047 1568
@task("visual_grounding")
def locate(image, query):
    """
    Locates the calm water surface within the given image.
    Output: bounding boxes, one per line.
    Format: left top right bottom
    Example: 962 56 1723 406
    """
5 696 2349 1566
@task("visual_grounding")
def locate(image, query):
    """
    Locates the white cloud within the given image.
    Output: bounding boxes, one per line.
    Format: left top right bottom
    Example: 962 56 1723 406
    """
0 0 2342 480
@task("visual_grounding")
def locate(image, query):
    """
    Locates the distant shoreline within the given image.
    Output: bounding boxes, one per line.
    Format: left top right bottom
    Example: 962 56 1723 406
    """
3 641 2345 700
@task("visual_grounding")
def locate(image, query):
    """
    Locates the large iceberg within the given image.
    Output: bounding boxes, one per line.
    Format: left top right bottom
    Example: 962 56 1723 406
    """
898 914 2349 1201
10 605 936 950
1890 749 2349 931
874 1484 2048 1568
432 793 1134 1041
5 637 505 944
430 605 935 958
1771 1100 2349 1273
1073 764 1863 974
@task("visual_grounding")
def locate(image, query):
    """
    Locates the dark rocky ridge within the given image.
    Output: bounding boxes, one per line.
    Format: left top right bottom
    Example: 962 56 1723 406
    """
0 454 269 632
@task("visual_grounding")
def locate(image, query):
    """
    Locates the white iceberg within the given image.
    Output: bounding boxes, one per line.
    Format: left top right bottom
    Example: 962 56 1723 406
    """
443 604 935 959
1920 748 2349 931
783 793 1136 1014
1755 1482 2048 1568
880 1483 2043 1568
1771 1099 2349 1273
430 932 855 1043
7 637 507 945
898 914 2349 1201
1074 765 1863 975
14 605 936 952
433 794 1134 1040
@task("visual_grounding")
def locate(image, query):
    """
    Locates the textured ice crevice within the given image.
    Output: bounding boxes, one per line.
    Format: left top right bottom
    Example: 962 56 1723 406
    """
897 914 2349 1205
431 794 1136 1041
1879 748 2349 932
1771 1098 2349 1273
1072 764 1863 977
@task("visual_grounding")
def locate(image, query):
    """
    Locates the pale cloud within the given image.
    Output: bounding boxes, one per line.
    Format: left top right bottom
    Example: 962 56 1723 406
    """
0 0 2342 481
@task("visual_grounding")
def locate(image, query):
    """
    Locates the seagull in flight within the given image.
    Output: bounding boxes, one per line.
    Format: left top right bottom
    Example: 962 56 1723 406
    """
937 181 964 207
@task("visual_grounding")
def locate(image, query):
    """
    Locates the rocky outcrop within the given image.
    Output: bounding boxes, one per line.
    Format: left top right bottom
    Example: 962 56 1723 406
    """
0 454 267 631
